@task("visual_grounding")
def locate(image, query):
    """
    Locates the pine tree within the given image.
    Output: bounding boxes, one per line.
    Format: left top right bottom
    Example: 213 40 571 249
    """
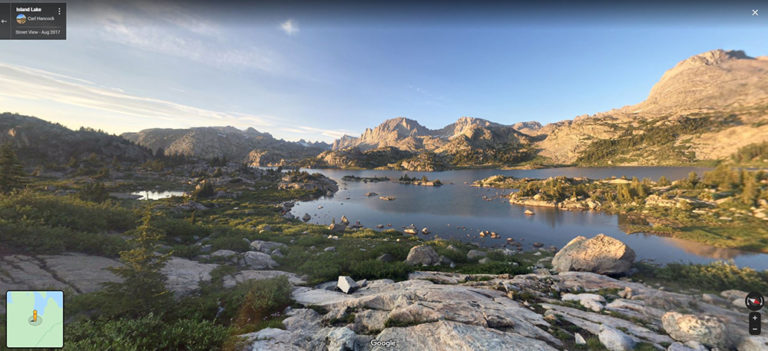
0 143 26 193
742 172 760 206
657 176 670 187
685 171 699 189
630 177 647 199
102 203 170 317
617 184 633 204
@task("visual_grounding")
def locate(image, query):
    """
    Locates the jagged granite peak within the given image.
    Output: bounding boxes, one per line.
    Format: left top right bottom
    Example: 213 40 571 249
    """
511 121 543 135
332 116 533 153
331 135 360 150
437 117 501 138
320 115 535 169
351 117 432 151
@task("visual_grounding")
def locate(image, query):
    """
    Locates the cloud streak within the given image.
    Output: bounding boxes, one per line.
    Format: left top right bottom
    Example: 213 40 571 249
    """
0 62 348 142
280 19 300 35
89 2 281 72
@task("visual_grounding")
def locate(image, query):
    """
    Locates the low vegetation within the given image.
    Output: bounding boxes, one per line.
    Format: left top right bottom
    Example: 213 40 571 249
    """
1 142 767 350
575 113 740 166
635 260 768 293
731 141 768 166
475 165 768 251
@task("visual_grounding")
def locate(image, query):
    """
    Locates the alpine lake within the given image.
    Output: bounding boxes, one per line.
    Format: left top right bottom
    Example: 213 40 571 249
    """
288 166 768 269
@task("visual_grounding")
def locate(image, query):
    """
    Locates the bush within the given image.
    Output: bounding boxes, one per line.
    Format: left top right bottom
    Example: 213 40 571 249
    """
153 217 211 244
731 141 768 164
641 261 768 292
233 276 293 333
348 260 413 281
210 235 250 252
0 191 135 232
77 182 109 203
0 219 128 256
191 180 215 199
65 315 229 351
171 244 201 258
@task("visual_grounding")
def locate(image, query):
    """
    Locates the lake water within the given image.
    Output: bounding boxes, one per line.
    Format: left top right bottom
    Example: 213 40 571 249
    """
290 167 768 269
132 191 186 200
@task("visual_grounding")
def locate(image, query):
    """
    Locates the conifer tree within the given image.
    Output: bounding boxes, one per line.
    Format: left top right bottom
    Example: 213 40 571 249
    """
103 203 170 317
742 172 760 206
0 143 26 193
617 184 633 204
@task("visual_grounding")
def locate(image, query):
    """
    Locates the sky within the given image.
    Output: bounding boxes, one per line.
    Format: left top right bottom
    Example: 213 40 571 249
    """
0 0 767 142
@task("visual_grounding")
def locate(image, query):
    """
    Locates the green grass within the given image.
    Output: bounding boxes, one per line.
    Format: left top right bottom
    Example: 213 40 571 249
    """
634 260 768 292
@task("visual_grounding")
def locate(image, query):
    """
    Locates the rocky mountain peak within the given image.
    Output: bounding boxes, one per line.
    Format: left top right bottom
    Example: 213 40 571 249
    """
373 117 429 136
438 117 499 139
677 49 751 67
331 135 360 150
511 121 543 136
639 49 768 113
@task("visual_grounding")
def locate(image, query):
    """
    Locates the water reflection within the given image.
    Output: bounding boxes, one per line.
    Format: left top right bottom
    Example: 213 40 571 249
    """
662 237 756 260
289 167 768 269
132 191 185 200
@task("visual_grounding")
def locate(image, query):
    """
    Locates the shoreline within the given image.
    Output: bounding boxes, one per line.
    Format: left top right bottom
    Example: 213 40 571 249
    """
472 173 768 254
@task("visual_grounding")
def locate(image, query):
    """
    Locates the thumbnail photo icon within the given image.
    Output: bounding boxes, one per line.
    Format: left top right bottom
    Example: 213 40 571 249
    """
16 14 26 25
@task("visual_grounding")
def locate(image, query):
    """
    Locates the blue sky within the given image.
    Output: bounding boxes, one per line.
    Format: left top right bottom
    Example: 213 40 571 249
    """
0 1 766 142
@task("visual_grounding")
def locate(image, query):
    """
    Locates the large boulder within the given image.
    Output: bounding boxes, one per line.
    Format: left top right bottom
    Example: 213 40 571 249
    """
405 245 440 266
551 234 635 275
242 251 278 269
661 312 729 348
329 222 347 233
337 276 358 294
250 240 287 254
598 325 635 351
466 249 487 260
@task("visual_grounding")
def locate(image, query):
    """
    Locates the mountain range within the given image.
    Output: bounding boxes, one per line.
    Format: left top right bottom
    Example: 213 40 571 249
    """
2 49 767 170
318 49 768 168
121 127 330 166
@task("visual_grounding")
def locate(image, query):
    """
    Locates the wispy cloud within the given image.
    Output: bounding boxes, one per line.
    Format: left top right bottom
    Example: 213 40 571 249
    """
280 19 300 35
407 84 448 107
0 62 345 142
90 2 281 72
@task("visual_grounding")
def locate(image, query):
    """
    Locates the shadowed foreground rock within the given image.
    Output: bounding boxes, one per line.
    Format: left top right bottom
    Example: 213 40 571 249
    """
236 267 767 351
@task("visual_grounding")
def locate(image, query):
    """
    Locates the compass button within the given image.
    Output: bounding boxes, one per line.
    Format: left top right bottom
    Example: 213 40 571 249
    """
746 292 765 311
